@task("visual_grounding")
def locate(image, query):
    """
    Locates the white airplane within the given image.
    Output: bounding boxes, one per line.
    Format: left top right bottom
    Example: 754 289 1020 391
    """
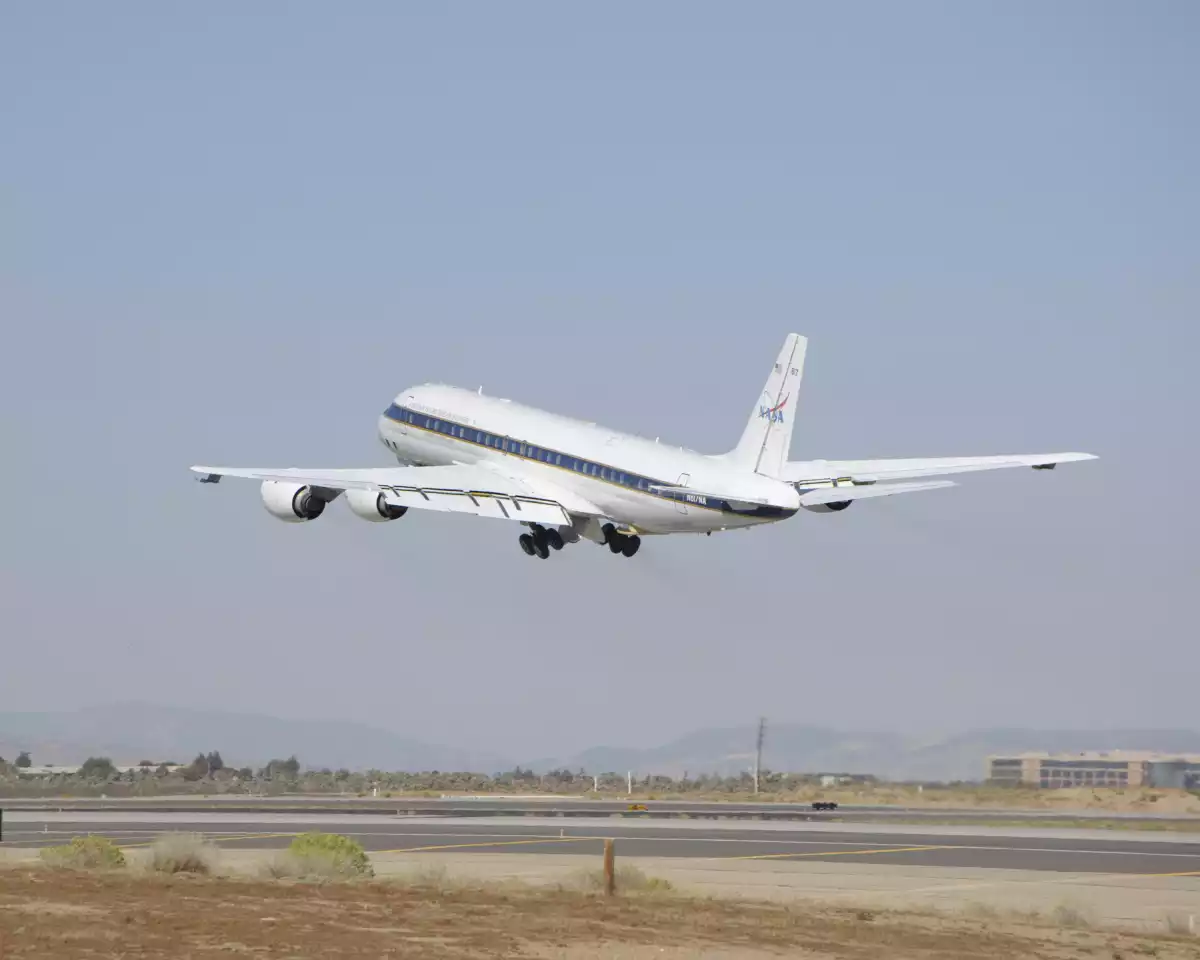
192 334 1096 559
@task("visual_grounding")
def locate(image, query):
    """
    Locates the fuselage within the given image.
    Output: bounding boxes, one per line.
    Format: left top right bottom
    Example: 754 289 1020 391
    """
377 384 799 535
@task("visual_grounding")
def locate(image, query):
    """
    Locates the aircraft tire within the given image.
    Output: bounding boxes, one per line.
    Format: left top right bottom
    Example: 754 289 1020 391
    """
608 536 625 554
546 529 564 551
519 534 536 556
534 541 550 559
621 536 641 558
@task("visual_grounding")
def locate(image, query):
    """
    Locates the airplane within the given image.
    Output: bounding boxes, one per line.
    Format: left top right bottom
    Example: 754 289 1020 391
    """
191 334 1096 559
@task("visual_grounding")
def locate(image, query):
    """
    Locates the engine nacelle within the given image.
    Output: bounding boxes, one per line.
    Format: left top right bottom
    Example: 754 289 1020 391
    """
345 488 409 522
260 481 330 522
802 500 852 514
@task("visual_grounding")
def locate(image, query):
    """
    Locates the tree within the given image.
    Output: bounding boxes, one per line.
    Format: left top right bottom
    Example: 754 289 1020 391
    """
264 755 301 779
181 752 209 781
16 751 31 768
205 751 224 773
79 757 117 779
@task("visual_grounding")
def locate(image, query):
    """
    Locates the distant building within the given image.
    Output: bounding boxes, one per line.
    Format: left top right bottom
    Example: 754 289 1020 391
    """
987 752 1200 789
16 763 182 777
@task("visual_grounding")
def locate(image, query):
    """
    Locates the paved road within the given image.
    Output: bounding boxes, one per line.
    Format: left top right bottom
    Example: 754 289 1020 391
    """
4 814 1199 876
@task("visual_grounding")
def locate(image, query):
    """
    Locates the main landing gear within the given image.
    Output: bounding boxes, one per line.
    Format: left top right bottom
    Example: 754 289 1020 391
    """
518 524 564 560
516 522 640 558
602 522 641 558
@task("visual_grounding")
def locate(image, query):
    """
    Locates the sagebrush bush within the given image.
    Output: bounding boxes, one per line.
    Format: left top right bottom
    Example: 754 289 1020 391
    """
40 835 126 870
267 832 373 880
149 833 219 874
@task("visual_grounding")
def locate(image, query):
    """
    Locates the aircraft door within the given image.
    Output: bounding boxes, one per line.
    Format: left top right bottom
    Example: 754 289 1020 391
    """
675 473 690 514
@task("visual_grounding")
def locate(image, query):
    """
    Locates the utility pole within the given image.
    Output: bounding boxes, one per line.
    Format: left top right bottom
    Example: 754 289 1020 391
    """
753 717 766 795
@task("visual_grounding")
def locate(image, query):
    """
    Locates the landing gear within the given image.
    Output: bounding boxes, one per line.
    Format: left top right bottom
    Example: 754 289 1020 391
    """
601 522 641 558
519 524 560 559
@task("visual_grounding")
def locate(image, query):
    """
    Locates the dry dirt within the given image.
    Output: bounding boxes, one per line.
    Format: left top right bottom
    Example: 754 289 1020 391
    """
1 867 1198 960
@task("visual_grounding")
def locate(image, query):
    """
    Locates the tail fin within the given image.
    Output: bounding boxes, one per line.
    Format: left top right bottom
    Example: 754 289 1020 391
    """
727 333 807 477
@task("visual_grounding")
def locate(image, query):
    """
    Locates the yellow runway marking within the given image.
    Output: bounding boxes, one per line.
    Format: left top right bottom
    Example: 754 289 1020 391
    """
723 844 955 862
374 837 593 855
116 832 301 848
1139 869 1200 878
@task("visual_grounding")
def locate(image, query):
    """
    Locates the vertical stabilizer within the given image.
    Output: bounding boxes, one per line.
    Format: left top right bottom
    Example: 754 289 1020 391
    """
727 333 807 477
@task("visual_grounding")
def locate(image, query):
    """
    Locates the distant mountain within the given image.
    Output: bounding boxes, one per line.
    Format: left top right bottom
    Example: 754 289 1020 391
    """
0 702 511 773
3 705 1197 782
530 725 1200 782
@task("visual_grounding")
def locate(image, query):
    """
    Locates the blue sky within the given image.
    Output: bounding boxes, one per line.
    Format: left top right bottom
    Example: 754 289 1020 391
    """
2 3 1196 758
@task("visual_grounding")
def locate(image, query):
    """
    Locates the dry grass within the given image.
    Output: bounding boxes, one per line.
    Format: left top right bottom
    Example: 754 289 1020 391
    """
147 832 219 874
567 863 676 894
0 866 1197 960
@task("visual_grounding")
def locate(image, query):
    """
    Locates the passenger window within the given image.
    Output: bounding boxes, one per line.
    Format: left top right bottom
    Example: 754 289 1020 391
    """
555 454 561 465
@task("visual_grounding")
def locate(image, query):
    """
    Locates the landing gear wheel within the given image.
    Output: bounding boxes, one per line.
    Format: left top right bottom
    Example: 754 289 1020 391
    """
608 536 625 554
546 529 564 551
601 522 617 544
534 540 550 559
621 536 641 557
518 534 535 556
531 526 549 551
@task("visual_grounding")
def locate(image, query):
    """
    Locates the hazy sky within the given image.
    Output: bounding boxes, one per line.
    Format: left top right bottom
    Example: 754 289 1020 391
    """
2 3 1196 759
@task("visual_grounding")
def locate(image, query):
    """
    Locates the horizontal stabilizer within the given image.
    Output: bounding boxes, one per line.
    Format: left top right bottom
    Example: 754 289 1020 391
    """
797 480 955 506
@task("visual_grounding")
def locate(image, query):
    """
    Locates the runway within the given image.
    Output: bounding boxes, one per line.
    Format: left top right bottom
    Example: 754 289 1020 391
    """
4 796 1198 826
4 813 1199 876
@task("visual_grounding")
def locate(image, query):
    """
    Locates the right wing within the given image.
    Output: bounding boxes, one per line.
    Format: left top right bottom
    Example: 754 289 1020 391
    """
783 452 1096 485
190 463 598 526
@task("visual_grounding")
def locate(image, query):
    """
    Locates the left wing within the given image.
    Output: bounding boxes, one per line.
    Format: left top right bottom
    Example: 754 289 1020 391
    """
782 451 1096 485
190 463 588 526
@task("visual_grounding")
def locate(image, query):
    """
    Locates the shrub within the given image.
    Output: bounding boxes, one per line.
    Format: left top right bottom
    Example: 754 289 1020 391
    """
40 835 126 870
149 833 219 874
267 832 373 880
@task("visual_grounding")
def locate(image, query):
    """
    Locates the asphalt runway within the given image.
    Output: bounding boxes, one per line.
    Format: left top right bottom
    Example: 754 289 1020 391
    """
4 796 1198 827
4 814 1199 876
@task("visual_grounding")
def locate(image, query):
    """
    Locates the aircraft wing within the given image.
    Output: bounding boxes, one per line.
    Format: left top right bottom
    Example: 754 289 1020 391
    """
190 463 581 526
783 452 1096 485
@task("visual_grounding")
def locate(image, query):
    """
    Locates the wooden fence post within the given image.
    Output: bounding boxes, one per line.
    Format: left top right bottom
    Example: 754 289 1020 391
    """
603 838 615 896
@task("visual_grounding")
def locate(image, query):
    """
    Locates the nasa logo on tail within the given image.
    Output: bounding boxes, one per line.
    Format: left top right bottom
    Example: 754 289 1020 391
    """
759 393 789 424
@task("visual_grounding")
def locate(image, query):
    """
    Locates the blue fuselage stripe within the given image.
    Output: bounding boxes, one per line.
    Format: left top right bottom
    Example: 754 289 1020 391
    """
382 404 790 519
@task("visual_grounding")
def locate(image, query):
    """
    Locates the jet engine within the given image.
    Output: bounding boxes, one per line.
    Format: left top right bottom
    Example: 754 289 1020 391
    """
345 489 409 522
260 481 334 522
